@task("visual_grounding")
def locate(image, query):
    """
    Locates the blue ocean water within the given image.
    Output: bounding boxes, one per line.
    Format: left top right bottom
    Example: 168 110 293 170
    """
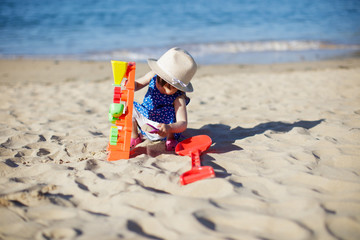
1 0 360 64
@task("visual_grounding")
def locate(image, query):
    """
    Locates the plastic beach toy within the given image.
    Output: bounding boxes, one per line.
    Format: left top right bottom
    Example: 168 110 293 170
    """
176 135 215 185
107 61 136 161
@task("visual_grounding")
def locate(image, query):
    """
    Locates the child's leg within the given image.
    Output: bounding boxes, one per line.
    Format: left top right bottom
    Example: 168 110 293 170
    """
130 120 143 149
131 120 139 139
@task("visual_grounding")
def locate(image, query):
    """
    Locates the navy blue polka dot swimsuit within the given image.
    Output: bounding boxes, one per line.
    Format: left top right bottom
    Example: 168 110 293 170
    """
134 75 190 138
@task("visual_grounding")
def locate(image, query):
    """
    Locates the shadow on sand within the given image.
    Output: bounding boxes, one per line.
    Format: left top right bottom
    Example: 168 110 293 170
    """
183 119 324 177
185 119 324 153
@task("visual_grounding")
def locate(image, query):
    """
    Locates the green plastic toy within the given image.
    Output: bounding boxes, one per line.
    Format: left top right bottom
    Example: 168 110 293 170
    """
109 126 119 145
108 103 124 124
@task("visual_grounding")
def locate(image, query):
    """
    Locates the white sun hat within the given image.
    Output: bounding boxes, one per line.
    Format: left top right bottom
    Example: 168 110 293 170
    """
147 47 197 92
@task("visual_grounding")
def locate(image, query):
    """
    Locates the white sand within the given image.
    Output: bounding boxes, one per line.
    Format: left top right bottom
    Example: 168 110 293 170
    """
0 58 360 239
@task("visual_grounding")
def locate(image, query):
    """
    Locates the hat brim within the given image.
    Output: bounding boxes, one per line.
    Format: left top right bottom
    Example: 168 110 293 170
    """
148 58 193 92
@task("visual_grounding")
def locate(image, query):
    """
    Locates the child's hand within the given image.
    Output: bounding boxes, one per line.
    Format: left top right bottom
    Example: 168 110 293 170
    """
157 123 171 137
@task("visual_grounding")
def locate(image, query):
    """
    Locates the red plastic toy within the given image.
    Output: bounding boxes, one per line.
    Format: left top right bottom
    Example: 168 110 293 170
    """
176 135 215 185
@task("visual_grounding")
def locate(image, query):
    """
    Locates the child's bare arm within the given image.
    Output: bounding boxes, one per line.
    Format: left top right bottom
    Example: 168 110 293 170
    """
135 71 155 91
157 95 188 136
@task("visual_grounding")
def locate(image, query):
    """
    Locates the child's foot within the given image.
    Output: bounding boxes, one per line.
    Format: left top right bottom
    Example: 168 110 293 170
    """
165 139 178 151
130 135 142 149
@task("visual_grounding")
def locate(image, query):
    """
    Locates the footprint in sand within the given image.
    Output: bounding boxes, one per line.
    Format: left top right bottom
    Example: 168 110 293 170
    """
1 133 39 149
37 148 51 156
50 135 63 143
4 159 19 168
74 179 90 192
38 135 46 142
126 220 163 240
36 227 82 240
84 159 99 171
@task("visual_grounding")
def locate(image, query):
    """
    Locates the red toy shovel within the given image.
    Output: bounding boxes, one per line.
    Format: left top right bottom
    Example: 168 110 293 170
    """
176 135 215 185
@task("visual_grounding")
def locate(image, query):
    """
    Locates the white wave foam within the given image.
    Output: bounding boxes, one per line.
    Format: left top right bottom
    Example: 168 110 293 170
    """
183 41 360 55
85 40 360 62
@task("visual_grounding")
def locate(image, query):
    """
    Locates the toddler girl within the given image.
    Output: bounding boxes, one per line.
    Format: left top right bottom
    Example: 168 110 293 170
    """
131 47 197 151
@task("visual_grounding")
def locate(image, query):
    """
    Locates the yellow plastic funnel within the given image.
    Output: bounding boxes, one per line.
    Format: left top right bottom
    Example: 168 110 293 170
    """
111 61 128 85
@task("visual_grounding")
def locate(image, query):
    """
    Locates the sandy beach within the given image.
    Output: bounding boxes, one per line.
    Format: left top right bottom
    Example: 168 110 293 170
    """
0 57 360 240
